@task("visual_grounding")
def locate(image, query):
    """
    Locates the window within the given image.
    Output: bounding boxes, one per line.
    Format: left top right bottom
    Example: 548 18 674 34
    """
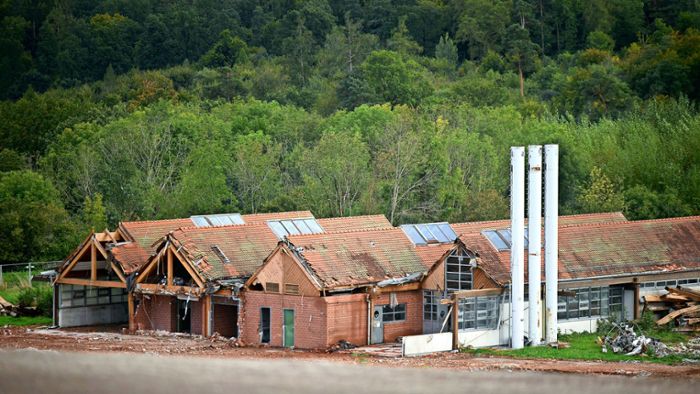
60 284 127 308
382 304 406 322
608 287 624 321
445 250 473 292
260 307 271 343
284 283 300 295
557 287 617 321
423 291 439 321
190 213 244 227
265 282 280 293
457 295 500 330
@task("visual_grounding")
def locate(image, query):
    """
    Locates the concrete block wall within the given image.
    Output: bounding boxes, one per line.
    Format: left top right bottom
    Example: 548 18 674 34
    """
241 291 327 349
58 303 128 327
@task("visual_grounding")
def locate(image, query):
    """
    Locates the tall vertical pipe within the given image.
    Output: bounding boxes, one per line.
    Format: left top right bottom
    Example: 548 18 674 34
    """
544 144 559 344
510 147 525 349
527 145 542 345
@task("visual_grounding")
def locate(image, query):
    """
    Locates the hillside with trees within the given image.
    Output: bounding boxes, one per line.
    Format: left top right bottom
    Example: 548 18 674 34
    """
1 0 700 264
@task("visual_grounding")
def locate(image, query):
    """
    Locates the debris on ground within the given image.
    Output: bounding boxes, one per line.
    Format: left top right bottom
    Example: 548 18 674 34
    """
0 296 41 318
327 340 357 352
602 323 670 356
644 286 700 332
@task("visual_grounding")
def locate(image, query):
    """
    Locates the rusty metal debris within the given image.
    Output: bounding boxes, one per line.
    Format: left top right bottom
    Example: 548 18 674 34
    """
602 323 670 356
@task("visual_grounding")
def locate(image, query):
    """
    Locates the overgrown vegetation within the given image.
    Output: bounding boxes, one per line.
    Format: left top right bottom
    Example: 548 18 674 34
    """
0 270 53 324
2 1 700 264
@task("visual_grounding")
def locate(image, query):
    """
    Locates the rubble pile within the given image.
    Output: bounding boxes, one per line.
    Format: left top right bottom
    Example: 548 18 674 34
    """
601 323 670 356
0 295 41 318
643 285 700 332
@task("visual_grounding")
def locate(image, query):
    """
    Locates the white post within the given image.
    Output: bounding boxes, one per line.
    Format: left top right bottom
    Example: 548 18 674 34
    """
527 146 542 345
544 144 559 344
510 147 525 349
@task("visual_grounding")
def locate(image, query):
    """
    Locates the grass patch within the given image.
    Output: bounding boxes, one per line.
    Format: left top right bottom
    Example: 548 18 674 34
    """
0 315 52 326
461 332 695 365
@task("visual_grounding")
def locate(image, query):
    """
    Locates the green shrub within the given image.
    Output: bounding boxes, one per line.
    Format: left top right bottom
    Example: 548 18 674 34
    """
16 286 53 316
17 287 35 308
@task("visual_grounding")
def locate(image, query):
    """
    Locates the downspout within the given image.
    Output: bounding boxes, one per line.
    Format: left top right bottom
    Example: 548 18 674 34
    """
366 291 372 345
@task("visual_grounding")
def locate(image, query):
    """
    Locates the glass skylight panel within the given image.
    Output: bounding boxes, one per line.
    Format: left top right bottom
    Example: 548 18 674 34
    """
484 230 509 251
427 223 450 242
294 219 312 233
438 223 458 240
304 219 323 233
191 216 210 227
401 225 426 245
497 229 512 245
416 224 438 243
281 220 301 235
208 215 231 226
268 221 288 239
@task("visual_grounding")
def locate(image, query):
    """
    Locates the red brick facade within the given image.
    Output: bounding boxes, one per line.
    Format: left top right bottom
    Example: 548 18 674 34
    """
239 289 423 349
133 294 176 332
212 303 238 338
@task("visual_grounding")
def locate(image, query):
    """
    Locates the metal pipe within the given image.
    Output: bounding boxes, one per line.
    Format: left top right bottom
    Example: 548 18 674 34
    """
510 146 525 349
527 145 542 345
544 144 559 344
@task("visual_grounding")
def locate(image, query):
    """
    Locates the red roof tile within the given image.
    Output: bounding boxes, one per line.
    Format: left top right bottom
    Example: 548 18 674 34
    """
451 212 627 235
460 216 700 285
317 214 392 232
287 228 430 289
110 242 151 275
167 223 281 280
241 211 314 223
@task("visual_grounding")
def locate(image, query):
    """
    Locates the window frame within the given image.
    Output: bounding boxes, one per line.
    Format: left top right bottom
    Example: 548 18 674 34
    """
381 303 406 323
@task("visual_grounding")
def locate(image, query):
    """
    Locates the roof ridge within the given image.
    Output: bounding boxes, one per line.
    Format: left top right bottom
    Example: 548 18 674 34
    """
317 214 389 221
172 222 270 233
290 226 400 238
557 215 700 230
120 217 192 225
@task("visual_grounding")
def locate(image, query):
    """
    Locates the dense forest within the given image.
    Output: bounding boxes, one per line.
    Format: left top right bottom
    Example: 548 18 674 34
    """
1 0 700 264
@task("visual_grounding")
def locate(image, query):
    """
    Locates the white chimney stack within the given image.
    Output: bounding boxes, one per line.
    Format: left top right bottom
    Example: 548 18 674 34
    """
527 146 542 345
544 144 559 344
510 147 525 349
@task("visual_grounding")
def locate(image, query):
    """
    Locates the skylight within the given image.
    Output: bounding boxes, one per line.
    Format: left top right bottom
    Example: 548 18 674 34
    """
268 218 324 239
190 213 245 227
400 222 458 246
483 228 529 251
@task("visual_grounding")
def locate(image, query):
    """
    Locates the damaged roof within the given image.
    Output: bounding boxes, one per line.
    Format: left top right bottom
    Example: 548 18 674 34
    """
451 212 627 235
287 228 430 289
461 216 700 285
163 214 394 282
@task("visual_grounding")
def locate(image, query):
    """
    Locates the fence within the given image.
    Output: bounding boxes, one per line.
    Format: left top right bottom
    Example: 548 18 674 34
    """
0 261 62 287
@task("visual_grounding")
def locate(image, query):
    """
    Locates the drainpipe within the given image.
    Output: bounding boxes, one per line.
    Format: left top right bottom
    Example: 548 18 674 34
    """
510 147 525 349
544 144 559 344
366 292 372 345
527 145 542 345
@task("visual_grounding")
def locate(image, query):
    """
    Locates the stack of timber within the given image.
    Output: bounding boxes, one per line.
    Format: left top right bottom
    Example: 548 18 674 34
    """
644 286 700 332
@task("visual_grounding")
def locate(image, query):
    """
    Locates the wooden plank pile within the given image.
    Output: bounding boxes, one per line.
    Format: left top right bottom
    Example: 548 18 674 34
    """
643 286 700 331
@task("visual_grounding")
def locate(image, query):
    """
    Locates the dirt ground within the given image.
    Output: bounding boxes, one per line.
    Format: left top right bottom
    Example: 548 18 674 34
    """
1 325 699 379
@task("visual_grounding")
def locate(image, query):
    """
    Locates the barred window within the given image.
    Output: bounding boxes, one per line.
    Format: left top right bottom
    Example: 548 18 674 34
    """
423 291 439 321
457 295 500 330
445 249 473 291
382 304 406 322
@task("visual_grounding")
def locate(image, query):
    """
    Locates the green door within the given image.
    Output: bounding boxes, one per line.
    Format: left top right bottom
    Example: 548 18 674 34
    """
283 309 295 347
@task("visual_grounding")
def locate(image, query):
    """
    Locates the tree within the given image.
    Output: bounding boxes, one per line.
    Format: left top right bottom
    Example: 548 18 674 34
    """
0 16 32 99
455 0 512 59
317 14 379 78
0 171 76 263
360 50 433 107
504 24 541 96
230 132 283 214
387 16 423 56
199 29 249 68
586 31 615 51
576 166 625 213
295 131 372 217
435 33 458 70
81 193 107 232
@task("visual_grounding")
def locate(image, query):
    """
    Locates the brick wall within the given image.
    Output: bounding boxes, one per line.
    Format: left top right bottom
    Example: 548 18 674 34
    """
133 294 176 332
241 291 326 349
372 290 423 343
324 293 369 346
190 300 202 335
